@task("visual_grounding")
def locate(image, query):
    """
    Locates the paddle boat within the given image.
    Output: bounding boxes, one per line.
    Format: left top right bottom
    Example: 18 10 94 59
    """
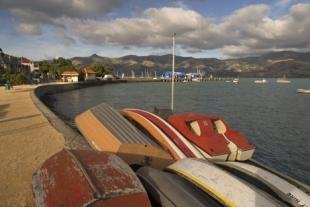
167 112 255 161
32 149 151 207
123 108 230 161
75 103 173 169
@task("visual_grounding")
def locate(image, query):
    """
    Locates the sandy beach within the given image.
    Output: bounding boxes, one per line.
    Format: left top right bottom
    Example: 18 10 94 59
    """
0 85 65 206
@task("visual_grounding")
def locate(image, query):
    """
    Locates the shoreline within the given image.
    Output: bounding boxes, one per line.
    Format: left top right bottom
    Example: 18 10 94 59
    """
1 80 309 206
0 80 131 206
0 84 65 206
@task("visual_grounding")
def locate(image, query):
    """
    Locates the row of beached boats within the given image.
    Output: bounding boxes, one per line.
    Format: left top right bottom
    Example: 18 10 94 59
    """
32 103 310 207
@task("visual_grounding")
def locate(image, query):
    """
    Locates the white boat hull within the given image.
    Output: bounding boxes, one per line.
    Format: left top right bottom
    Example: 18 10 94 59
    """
216 161 310 207
167 159 284 207
254 79 267 83
297 89 310 94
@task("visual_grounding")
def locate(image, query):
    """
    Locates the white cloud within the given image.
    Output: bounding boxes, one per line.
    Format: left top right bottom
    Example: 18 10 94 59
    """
67 4 310 57
0 0 123 35
0 0 123 18
16 23 42 35
1 1 309 57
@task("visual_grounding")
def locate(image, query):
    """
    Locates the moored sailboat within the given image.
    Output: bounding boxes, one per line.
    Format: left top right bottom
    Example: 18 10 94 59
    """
254 78 267 83
297 88 310 94
232 78 239 84
277 75 291 83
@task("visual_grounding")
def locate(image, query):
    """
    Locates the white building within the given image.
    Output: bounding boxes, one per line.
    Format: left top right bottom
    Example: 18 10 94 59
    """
21 57 39 72
61 70 79 82
83 67 96 81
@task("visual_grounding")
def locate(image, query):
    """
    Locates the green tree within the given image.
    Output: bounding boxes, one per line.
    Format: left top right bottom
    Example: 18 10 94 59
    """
39 57 76 79
39 60 51 74
14 73 28 84
92 61 114 77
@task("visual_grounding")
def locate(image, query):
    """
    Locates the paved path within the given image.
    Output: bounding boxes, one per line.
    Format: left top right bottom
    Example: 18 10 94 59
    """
0 85 65 207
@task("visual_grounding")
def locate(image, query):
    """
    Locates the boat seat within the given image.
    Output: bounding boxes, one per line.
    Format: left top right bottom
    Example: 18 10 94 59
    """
189 121 201 136
136 167 223 207
213 119 227 134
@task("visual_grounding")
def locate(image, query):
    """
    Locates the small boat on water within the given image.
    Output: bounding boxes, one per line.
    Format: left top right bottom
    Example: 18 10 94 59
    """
254 78 267 83
297 88 310 94
192 78 201 82
232 78 239 84
167 159 286 207
167 112 255 161
75 103 173 169
32 149 151 207
276 75 291 83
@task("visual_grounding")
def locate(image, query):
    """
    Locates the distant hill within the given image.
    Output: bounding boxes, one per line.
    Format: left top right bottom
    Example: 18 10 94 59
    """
71 51 310 77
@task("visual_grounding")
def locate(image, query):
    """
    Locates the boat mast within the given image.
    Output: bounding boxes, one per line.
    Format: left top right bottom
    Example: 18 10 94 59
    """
171 33 176 111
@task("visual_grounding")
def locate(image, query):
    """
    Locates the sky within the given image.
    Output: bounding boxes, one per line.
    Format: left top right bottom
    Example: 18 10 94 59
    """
0 0 309 60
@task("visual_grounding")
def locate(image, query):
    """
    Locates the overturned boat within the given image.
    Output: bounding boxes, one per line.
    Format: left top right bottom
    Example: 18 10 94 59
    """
120 109 186 160
216 160 310 207
136 166 223 207
168 112 255 161
123 108 211 160
75 103 173 169
32 149 151 207
167 159 288 207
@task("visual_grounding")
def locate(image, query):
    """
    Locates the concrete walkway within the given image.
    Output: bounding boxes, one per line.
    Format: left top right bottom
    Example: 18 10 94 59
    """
0 85 65 207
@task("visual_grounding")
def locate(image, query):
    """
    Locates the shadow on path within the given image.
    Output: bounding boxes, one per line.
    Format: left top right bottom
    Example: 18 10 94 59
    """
0 104 10 119
0 114 41 123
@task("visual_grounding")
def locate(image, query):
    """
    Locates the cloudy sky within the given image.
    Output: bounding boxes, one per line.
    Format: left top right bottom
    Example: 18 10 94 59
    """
0 0 309 60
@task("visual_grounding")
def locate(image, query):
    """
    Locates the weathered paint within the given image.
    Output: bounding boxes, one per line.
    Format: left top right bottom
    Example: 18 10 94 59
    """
32 149 151 207
75 104 173 168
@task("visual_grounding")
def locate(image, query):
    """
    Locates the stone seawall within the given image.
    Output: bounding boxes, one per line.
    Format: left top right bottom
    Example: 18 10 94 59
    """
31 80 127 149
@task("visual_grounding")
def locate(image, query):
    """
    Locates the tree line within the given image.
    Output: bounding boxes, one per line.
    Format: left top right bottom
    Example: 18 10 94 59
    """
0 57 115 85
39 57 114 80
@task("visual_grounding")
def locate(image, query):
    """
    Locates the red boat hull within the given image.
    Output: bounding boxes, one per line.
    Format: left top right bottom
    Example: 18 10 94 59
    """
32 149 151 207
168 112 255 161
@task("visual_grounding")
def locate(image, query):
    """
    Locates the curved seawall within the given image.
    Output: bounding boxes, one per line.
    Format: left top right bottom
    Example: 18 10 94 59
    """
31 80 126 149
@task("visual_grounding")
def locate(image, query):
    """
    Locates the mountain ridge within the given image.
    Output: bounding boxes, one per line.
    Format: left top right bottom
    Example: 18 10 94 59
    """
71 51 310 77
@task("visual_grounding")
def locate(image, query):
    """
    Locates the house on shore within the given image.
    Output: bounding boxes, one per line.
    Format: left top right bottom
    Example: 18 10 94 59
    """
21 57 39 72
61 70 79 82
0 49 30 73
83 67 96 81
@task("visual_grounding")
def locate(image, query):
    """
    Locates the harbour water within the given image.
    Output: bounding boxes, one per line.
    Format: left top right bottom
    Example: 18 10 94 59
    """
46 78 310 185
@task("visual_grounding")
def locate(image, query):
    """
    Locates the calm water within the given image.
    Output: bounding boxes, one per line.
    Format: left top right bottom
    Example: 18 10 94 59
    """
47 78 310 185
